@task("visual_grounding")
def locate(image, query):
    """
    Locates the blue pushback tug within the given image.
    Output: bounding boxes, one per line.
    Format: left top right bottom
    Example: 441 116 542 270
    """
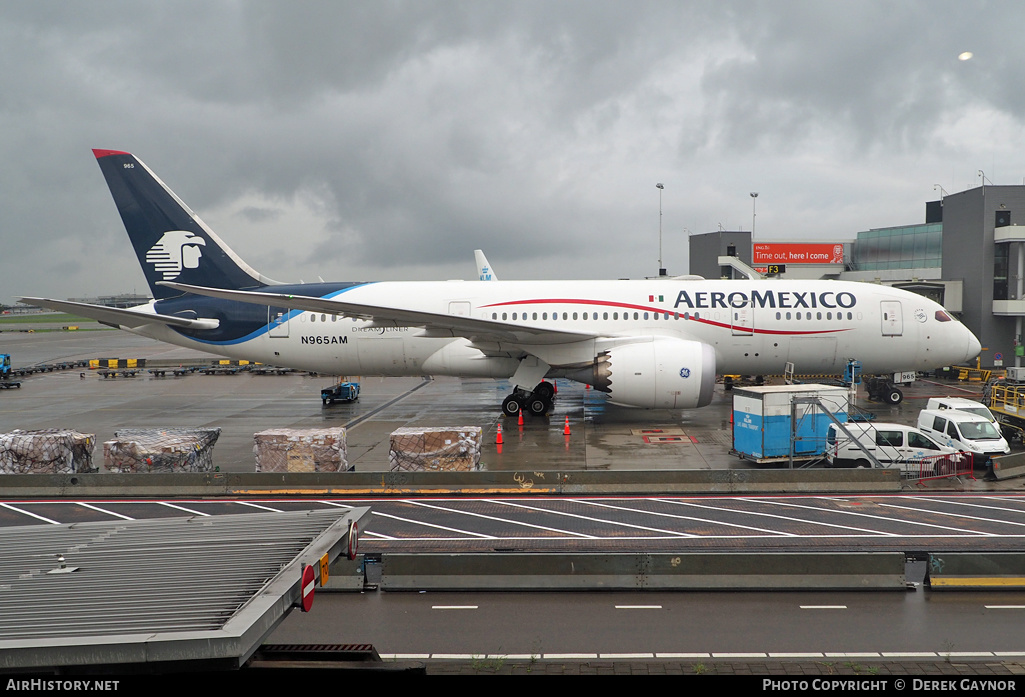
0 354 20 389
321 381 360 405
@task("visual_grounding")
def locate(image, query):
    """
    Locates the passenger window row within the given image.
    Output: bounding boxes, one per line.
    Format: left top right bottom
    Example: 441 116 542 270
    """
774 311 853 321
489 311 700 321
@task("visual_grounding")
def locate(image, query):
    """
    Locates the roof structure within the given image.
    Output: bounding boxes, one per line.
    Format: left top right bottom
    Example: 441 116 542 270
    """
0 507 370 672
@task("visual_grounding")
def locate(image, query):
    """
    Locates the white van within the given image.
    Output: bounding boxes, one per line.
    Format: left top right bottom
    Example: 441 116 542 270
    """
825 421 964 472
924 397 998 426
917 408 1009 464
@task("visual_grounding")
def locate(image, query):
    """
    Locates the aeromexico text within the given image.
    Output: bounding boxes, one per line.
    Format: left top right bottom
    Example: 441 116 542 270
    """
673 290 857 310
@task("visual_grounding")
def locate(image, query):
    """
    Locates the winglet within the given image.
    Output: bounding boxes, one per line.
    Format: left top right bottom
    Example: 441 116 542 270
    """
92 149 131 159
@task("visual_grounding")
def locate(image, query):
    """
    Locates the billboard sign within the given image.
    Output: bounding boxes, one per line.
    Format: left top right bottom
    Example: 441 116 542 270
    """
753 243 844 265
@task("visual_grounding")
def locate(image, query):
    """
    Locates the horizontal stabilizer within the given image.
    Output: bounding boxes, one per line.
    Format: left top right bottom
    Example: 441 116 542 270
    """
19 297 220 330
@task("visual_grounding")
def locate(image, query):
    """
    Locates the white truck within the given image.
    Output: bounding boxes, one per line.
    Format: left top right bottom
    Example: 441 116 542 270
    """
917 408 1009 466
925 397 998 425
825 421 964 473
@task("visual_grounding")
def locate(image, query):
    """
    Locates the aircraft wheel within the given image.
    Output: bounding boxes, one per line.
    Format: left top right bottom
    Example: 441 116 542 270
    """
502 395 523 417
528 397 551 416
885 387 903 405
533 381 555 400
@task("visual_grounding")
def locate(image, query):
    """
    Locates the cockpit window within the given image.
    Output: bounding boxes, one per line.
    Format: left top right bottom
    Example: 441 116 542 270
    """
935 310 952 322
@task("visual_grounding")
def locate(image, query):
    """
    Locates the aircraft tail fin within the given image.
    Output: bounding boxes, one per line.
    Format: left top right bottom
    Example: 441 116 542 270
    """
474 249 497 281
92 149 279 300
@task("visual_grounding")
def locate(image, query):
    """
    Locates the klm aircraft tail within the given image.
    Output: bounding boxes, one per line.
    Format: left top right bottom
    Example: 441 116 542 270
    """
92 149 278 300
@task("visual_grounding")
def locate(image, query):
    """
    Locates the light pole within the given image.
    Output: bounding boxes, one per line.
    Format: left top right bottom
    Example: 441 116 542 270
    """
656 183 665 276
750 192 758 236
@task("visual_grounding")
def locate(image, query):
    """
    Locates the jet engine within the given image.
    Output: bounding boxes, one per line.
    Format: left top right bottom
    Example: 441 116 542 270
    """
567 338 716 409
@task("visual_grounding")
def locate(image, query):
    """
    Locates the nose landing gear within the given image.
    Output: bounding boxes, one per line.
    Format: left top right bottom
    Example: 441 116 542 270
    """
864 376 904 405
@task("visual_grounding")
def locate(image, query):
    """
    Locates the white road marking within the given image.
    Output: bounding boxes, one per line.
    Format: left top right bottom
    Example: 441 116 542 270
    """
488 499 694 538
156 501 210 516
0 502 60 525
800 605 847 609
373 510 496 538
600 653 654 659
986 605 1025 609
430 654 476 659
235 501 283 512
750 498 985 536
615 605 663 609
887 496 1025 531
664 498 901 536
544 653 598 659
382 654 431 659
581 498 799 537
432 605 478 610
76 502 134 520
359 530 399 540
409 499 600 538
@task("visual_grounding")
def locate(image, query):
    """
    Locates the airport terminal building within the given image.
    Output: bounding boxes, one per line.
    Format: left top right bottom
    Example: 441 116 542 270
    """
689 183 1025 369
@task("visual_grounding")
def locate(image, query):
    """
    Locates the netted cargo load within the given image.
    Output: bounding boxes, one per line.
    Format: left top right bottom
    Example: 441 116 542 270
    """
389 427 482 472
0 429 96 474
103 428 220 473
253 428 349 473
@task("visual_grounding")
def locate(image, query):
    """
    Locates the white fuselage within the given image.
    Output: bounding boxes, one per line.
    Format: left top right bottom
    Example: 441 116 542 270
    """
128 279 980 382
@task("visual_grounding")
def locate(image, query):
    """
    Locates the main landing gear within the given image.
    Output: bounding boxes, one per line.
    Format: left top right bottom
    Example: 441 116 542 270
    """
502 380 556 417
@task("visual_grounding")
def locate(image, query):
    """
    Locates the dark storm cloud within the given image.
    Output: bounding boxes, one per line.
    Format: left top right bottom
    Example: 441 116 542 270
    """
699 1 1025 154
2 1 1024 302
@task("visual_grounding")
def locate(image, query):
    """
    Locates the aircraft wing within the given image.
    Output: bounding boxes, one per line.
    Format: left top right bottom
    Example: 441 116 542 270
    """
157 282 592 345
19 297 220 331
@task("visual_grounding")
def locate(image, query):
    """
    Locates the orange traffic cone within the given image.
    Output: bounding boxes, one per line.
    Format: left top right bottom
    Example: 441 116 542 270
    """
553 380 558 394
496 423 504 445
563 416 571 436
518 410 524 427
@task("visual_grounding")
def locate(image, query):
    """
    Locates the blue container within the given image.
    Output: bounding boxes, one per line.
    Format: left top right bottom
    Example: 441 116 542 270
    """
732 384 849 460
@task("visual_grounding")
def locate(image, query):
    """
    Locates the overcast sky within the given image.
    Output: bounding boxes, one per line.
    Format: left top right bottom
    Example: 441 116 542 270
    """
3 1 1024 302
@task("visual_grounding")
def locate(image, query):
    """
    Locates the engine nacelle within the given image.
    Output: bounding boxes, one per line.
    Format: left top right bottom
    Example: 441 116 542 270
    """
569 338 716 409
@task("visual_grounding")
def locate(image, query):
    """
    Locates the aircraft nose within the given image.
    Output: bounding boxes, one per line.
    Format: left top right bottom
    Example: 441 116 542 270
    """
965 330 981 362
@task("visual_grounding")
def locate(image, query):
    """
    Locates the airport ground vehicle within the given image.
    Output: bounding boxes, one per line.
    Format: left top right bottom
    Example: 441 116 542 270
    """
321 381 360 405
825 421 964 473
925 396 998 425
984 378 1025 441
0 354 20 389
863 371 916 405
916 408 1009 465
23 149 982 416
